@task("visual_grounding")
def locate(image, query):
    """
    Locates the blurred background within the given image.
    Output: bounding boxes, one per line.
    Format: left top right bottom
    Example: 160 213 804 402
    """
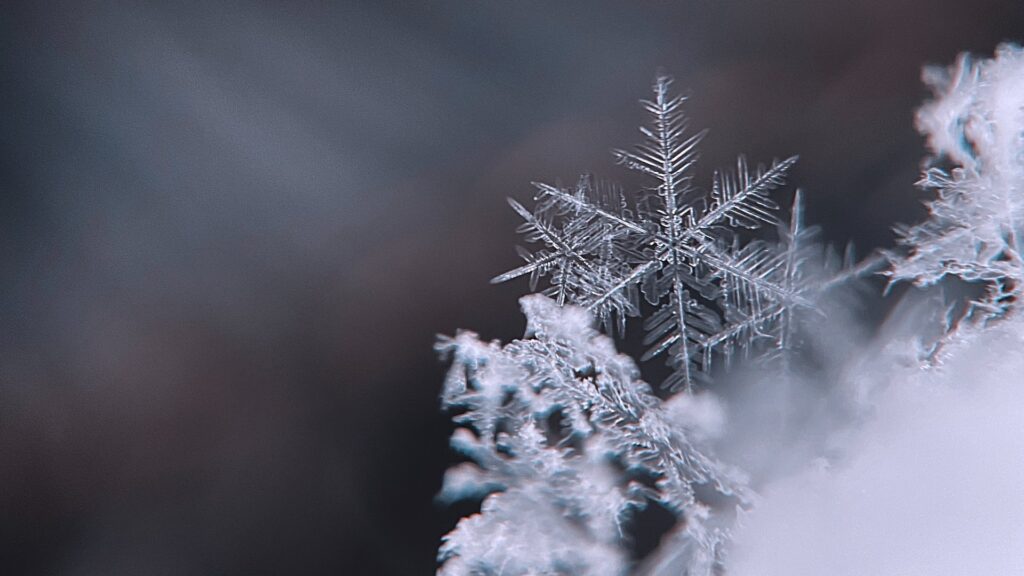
1 1 1022 574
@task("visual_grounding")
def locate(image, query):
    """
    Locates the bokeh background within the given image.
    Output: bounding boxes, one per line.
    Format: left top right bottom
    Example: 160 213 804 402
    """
1 1 1022 574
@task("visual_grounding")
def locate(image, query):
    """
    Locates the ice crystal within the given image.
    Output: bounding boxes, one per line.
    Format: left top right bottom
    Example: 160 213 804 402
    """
436 296 748 575
889 44 1024 326
494 76 824 391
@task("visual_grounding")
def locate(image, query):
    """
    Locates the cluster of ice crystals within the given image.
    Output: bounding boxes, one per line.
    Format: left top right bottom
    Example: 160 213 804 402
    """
437 296 748 575
436 76 879 575
890 44 1024 325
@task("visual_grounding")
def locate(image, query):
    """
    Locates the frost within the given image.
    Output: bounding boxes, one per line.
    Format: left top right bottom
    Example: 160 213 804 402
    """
437 296 748 575
435 47 1023 574
888 43 1024 328
494 77 873 391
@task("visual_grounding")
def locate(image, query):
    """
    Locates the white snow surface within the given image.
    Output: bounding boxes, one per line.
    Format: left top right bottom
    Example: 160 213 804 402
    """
729 316 1024 576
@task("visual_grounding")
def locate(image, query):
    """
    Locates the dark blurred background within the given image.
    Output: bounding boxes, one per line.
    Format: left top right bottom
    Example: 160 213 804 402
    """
1 1 1022 574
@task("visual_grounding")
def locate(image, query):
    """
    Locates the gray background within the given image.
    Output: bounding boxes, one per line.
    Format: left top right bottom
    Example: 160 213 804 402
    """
2 1 1022 574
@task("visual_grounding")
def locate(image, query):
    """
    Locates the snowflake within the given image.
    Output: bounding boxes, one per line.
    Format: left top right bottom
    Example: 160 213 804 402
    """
496 76 830 390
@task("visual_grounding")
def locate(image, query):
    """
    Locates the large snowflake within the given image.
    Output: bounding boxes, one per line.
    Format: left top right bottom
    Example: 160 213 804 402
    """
496 76 828 390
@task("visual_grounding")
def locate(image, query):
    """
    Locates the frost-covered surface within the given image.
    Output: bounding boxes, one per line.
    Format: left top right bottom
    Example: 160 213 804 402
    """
437 296 747 575
889 43 1024 323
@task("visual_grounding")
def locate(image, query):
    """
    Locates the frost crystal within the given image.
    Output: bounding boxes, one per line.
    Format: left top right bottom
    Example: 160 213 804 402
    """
494 76 839 391
889 44 1024 325
437 296 748 575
